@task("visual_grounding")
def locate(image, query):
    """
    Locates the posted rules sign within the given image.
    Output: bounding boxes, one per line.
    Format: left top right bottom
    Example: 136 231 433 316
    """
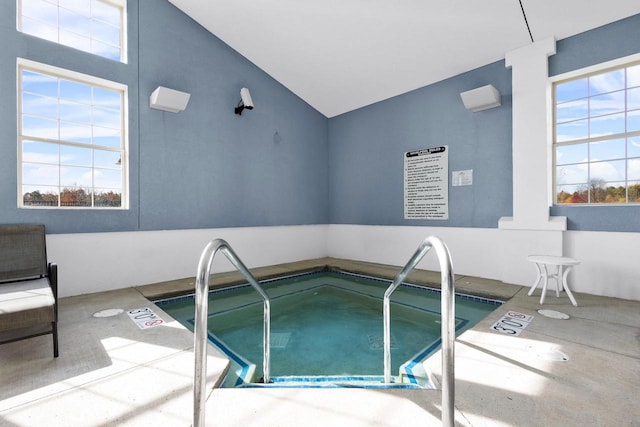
404 146 449 220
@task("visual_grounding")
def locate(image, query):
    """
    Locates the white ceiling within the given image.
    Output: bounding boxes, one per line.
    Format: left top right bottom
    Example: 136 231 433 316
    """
168 0 640 118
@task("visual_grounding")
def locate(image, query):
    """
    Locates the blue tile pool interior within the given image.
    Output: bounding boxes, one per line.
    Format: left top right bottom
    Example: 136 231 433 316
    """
155 270 503 388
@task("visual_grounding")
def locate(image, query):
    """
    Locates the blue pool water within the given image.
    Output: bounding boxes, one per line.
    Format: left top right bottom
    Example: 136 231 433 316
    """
156 270 501 387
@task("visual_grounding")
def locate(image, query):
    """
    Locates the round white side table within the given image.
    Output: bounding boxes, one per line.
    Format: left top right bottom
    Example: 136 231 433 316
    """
527 255 579 306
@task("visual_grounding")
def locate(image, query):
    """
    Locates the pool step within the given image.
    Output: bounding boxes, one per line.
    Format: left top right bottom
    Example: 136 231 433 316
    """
239 375 426 389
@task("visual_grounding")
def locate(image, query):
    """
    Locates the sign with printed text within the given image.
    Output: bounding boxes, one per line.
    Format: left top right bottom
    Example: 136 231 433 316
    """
490 311 534 336
404 146 449 220
452 169 473 186
127 307 165 329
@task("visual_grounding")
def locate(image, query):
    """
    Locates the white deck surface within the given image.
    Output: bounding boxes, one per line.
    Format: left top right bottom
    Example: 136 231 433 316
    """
1 260 638 426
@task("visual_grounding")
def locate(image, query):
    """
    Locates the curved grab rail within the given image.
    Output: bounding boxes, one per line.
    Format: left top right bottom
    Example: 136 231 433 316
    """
383 236 455 427
193 239 270 427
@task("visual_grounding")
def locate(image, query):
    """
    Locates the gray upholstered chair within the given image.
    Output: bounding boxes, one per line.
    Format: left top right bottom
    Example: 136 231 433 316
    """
0 224 58 357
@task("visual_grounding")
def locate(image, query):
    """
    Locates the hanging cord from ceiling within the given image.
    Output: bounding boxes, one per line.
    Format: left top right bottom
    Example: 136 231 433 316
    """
519 0 534 43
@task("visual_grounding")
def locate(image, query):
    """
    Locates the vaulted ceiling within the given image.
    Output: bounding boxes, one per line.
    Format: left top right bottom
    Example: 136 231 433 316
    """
169 0 640 117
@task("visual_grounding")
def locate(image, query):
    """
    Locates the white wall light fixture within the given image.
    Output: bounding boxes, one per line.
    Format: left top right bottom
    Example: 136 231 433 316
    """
460 84 501 112
149 86 191 113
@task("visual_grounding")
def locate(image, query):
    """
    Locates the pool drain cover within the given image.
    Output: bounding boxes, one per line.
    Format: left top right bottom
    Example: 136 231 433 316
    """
368 334 396 350
93 308 124 318
537 309 570 320
271 332 291 348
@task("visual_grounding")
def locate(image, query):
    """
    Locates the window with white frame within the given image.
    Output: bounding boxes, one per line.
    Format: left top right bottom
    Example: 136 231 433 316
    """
554 60 640 204
18 59 128 209
18 0 126 63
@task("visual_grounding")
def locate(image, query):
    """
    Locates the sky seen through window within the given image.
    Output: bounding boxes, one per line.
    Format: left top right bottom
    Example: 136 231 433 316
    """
20 0 124 62
555 63 640 204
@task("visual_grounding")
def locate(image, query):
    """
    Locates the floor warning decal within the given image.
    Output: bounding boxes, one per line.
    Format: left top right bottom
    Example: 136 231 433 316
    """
127 307 165 329
490 311 533 336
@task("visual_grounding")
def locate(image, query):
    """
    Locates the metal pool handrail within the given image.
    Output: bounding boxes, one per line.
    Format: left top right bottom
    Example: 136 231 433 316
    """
193 239 271 427
383 236 455 427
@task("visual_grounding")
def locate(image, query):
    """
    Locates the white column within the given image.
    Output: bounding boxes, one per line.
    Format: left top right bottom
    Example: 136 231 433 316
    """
499 37 566 286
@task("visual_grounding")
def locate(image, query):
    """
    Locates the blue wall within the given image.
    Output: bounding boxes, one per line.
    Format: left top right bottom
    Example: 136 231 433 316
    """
328 14 640 232
136 2 328 231
549 13 640 232
1 1 639 234
0 0 329 234
328 61 513 228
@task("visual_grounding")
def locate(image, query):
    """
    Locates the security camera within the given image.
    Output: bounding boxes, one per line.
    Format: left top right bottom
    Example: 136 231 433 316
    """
240 88 253 110
235 87 254 115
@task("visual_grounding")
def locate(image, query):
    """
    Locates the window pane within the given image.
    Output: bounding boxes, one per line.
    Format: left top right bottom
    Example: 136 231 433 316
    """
21 16 58 42
60 100 91 124
628 110 640 133
556 78 587 103
60 80 92 103
61 166 92 188
590 113 625 138
556 185 587 204
93 126 121 147
60 145 92 167
59 29 91 52
628 181 640 203
60 186 91 207
22 140 59 164
60 121 92 144
92 0 121 26
590 90 625 117
628 158 640 181
22 163 59 185
94 189 121 207
93 106 120 128
556 164 587 185
590 182 626 203
557 119 588 142
19 61 126 209
22 116 58 139
92 19 120 46
629 136 640 157
628 64 640 88
556 99 588 123
589 138 625 161
589 69 625 96
59 0 91 16
590 159 625 182
20 0 124 62
21 0 58 27
23 93 58 119
94 168 121 188
22 71 58 97
628 87 640 110
22 185 59 207
59 8 91 38
93 87 121 109
554 62 640 205
94 149 121 168
556 143 587 165
91 39 121 61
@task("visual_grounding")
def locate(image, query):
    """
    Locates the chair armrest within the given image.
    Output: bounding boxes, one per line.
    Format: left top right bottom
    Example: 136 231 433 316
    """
47 262 58 301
